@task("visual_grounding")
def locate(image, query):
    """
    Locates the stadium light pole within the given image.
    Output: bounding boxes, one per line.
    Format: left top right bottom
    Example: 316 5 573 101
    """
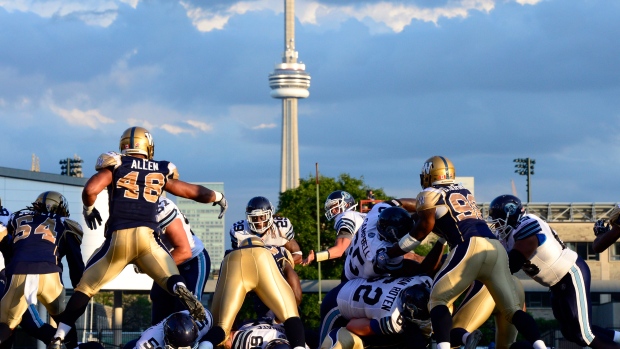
514 158 535 202
60 155 84 177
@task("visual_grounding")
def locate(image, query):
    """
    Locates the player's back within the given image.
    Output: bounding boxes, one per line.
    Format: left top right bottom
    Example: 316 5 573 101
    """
97 152 177 232
7 210 65 275
417 183 494 247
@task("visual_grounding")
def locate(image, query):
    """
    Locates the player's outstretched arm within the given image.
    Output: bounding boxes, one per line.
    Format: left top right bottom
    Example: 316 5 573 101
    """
165 179 227 218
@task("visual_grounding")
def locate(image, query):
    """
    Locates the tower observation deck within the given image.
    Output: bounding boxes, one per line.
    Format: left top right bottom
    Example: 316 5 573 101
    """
269 0 311 193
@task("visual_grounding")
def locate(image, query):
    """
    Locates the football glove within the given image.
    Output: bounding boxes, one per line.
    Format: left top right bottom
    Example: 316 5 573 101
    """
373 248 403 273
213 196 228 219
594 219 611 237
82 205 102 230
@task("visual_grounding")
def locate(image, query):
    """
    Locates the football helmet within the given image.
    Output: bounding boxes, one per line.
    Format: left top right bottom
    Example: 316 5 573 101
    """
420 156 456 189
324 190 357 221
264 338 291 349
246 196 275 235
488 194 525 241
119 126 155 159
34 191 69 217
376 206 414 243
163 312 200 349
400 283 431 322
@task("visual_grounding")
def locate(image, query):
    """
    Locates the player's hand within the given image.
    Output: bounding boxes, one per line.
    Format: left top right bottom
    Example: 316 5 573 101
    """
373 248 403 272
82 205 102 230
213 196 228 219
594 219 611 237
302 250 315 266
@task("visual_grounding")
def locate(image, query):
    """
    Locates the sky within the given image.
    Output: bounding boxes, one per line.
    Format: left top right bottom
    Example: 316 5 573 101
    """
0 0 619 227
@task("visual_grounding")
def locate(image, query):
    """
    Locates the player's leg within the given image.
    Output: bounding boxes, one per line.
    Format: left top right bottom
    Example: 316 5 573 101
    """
320 328 364 349
451 281 494 349
319 283 346 346
0 274 29 343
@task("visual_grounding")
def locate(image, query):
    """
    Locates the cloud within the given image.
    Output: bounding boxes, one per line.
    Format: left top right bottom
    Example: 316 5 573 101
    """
252 123 277 129
50 104 115 128
179 0 502 34
187 120 213 132
0 0 123 27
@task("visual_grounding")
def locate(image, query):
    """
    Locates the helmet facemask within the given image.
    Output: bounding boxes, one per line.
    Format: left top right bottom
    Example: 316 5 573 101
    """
324 191 357 221
488 195 524 241
247 209 274 235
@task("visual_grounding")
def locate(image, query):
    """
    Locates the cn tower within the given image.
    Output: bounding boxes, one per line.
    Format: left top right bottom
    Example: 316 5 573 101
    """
269 0 311 193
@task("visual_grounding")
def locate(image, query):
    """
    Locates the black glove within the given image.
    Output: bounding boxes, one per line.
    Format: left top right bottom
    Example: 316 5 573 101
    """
594 219 610 237
213 196 228 219
373 248 403 273
82 206 102 230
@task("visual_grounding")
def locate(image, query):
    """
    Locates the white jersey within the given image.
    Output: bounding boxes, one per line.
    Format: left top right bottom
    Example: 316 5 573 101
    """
156 197 205 261
230 217 294 248
133 310 213 349
503 213 578 287
231 322 287 349
344 202 403 280
337 275 432 335
333 210 366 239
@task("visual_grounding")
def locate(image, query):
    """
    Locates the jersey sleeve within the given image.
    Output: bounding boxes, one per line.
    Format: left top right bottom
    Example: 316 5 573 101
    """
95 152 122 171
275 217 295 241
63 218 84 244
229 220 246 249
165 161 179 180
416 188 442 212
334 211 357 238
513 215 543 241
156 197 179 229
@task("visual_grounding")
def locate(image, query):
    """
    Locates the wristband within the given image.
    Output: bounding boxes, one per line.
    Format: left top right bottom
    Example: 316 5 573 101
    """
398 234 420 252
213 191 223 202
292 251 303 255
316 250 330 262
83 205 95 213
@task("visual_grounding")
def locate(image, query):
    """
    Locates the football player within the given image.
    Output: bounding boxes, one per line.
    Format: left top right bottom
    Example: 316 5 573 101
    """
149 196 211 325
124 310 212 349
382 156 547 349
451 277 524 349
0 191 84 346
198 236 306 349
593 204 620 253
223 317 309 349
488 194 620 349
320 275 433 349
319 205 445 346
302 191 366 266
49 126 228 348
230 196 302 264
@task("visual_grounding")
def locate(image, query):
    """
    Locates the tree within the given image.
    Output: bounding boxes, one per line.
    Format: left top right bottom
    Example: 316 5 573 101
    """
275 173 391 332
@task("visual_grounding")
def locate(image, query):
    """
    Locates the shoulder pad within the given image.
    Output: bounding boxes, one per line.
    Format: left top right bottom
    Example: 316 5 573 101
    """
95 152 122 171
63 218 84 243
416 188 442 211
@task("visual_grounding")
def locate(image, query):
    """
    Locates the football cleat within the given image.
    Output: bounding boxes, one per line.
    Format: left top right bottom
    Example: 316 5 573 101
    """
464 330 482 349
47 337 63 349
174 285 206 321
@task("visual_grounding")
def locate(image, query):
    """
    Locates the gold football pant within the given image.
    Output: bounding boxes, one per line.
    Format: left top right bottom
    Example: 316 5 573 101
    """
431 237 522 323
0 273 65 329
320 328 364 349
211 247 299 343
76 226 179 297
452 276 524 349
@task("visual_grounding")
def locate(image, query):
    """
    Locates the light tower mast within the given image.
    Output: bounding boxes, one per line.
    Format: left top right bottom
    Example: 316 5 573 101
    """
269 0 311 193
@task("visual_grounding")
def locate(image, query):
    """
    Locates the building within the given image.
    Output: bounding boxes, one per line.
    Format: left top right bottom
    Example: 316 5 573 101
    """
175 182 226 277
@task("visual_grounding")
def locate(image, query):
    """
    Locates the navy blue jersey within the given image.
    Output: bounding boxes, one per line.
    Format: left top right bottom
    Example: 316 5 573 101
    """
96 152 177 232
416 183 495 247
6 210 66 275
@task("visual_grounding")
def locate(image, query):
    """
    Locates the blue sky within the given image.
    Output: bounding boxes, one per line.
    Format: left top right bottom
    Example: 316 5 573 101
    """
0 0 619 227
